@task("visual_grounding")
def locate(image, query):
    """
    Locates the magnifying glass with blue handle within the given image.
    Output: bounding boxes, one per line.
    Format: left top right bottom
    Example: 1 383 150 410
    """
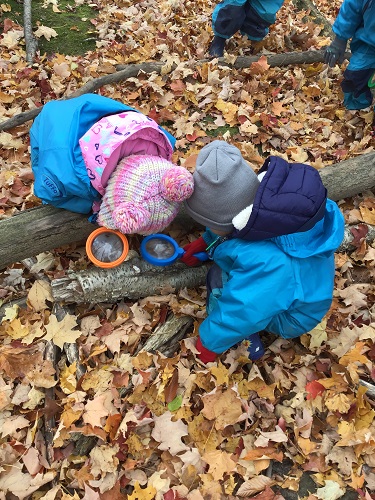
140 234 209 266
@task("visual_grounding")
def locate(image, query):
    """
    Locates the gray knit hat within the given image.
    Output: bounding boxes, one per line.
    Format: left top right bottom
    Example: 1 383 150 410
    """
184 141 260 232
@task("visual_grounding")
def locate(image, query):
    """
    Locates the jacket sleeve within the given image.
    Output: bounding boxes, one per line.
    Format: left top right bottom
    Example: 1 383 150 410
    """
332 0 366 40
199 243 294 353
30 124 96 213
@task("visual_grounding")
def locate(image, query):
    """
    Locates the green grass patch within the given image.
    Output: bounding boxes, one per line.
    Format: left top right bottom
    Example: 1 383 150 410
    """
1 0 97 55
203 115 239 138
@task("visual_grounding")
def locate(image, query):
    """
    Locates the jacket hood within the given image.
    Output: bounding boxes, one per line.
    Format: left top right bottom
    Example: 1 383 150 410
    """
232 156 327 241
273 199 345 258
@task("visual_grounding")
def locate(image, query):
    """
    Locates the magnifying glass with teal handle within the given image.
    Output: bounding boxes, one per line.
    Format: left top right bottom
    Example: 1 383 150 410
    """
140 234 209 266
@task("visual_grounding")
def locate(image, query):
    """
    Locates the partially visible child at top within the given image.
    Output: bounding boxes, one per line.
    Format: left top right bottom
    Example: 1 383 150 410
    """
30 94 194 236
209 0 285 57
324 0 375 113
180 141 344 363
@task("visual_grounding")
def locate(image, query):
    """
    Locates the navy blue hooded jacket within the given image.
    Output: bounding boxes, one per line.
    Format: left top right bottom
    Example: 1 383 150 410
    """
199 157 345 353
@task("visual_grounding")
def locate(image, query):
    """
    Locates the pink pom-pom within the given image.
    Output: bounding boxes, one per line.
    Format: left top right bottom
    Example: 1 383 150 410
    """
112 202 151 234
160 166 194 202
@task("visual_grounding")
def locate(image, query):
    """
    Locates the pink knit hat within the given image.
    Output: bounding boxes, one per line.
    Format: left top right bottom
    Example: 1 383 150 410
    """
97 155 194 235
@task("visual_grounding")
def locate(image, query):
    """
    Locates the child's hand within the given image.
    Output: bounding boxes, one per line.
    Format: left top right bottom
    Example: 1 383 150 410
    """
180 236 207 266
196 337 217 363
324 36 348 67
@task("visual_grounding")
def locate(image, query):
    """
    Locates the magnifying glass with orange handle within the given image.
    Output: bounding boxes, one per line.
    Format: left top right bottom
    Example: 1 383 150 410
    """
86 227 129 268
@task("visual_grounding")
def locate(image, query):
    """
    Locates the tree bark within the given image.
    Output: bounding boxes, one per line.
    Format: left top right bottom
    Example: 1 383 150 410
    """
50 258 210 304
136 314 194 355
0 49 337 132
338 224 375 253
23 0 38 64
0 205 94 270
1 153 374 270
292 0 333 37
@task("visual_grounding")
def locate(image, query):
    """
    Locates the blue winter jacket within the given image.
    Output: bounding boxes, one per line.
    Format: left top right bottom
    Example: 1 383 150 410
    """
199 157 345 353
333 0 375 49
30 94 176 214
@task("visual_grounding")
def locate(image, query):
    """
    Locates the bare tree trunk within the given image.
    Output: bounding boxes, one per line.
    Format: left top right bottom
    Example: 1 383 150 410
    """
23 0 38 64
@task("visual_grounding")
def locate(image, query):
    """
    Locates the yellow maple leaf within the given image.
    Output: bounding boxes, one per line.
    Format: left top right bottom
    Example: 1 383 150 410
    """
210 362 230 386
339 342 368 367
1 304 19 323
202 450 236 481
215 98 239 126
325 392 353 413
44 314 80 349
27 280 53 312
5 318 30 340
308 319 327 349
359 206 375 225
201 387 243 430
127 481 156 500
272 101 287 116
60 362 77 394
34 25 58 41
246 377 276 402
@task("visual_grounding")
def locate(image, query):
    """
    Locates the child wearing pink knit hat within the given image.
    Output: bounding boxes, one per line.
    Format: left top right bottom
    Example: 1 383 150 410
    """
30 94 194 235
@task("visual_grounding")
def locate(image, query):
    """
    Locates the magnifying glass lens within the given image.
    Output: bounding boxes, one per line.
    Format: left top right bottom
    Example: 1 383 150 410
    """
91 233 124 263
144 238 175 260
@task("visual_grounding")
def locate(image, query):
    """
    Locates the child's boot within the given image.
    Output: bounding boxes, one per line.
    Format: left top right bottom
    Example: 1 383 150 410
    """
209 36 226 57
247 332 265 361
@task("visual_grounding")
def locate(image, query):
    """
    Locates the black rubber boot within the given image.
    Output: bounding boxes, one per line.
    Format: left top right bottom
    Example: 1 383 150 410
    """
209 36 226 57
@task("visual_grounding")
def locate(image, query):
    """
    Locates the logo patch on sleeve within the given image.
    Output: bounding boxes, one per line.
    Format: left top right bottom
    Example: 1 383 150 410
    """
42 175 61 196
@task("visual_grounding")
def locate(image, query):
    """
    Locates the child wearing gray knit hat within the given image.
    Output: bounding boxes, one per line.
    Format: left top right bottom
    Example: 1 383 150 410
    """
184 140 260 232
182 140 345 364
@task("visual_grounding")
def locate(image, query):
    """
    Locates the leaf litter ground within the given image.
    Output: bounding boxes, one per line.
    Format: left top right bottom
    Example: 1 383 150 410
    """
0 0 375 499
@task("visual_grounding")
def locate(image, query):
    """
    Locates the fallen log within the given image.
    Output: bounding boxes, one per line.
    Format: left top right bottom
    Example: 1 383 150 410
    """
0 49 338 132
1 152 374 270
50 258 210 304
0 205 95 271
136 314 194 355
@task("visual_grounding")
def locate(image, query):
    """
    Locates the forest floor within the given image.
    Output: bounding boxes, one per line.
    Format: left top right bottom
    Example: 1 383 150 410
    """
0 0 375 499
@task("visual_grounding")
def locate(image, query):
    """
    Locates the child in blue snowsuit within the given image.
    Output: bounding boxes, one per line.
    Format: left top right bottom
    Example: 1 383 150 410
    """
209 0 285 57
181 141 344 363
324 0 375 111
29 94 194 236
